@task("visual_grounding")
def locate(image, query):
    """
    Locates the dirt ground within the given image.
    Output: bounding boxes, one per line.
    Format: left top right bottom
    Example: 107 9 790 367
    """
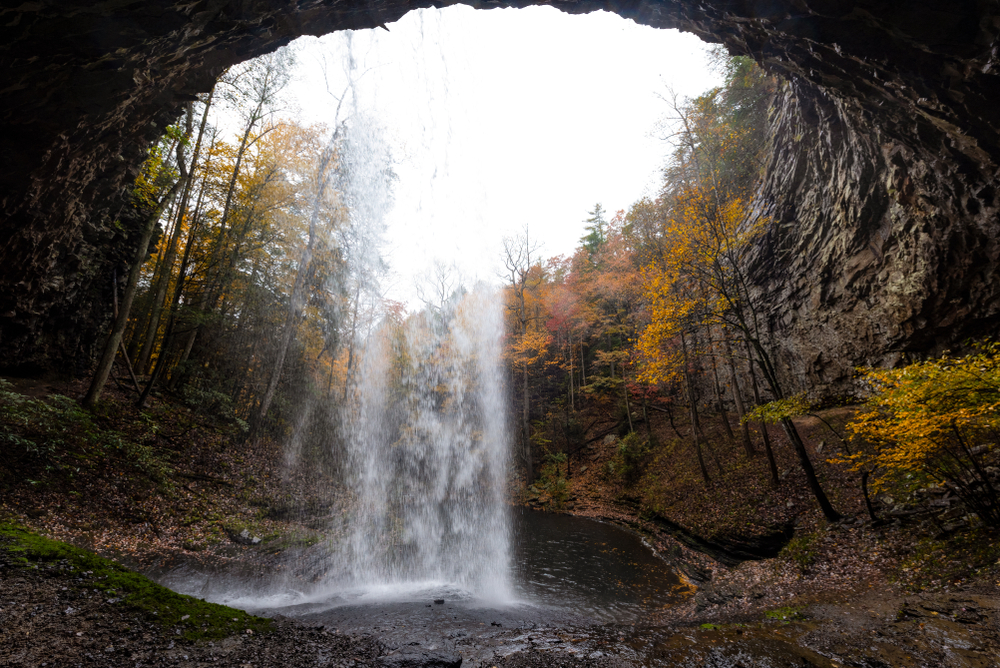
0 551 383 668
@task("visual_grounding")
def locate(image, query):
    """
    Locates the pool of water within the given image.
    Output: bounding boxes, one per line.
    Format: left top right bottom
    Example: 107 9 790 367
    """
509 508 689 622
150 508 689 632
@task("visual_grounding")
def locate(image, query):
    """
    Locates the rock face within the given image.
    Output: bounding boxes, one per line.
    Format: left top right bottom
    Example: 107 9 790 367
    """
750 78 1000 394
1 1 999 377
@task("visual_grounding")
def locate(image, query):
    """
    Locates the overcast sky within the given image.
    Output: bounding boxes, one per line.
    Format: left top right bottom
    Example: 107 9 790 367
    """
286 5 720 307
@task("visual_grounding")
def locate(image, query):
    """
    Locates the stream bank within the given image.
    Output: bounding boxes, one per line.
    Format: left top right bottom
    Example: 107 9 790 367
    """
516 411 1000 665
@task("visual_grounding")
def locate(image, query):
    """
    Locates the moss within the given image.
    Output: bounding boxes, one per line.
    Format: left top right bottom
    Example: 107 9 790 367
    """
0 523 272 640
269 531 323 550
764 606 803 622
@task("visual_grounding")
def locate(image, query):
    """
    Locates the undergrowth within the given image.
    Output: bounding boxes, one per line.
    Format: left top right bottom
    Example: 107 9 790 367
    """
781 533 818 572
0 379 171 490
895 526 1000 591
533 450 570 508
606 431 650 483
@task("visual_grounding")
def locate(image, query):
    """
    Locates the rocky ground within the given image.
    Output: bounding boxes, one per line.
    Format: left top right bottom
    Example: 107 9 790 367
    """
4 532 999 668
0 542 380 668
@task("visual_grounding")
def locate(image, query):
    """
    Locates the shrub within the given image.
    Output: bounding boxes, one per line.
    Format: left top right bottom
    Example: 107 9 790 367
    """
844 342 1000 526
537 450 569 508
607 431 650 483
781 533 817 571
0 380 169 487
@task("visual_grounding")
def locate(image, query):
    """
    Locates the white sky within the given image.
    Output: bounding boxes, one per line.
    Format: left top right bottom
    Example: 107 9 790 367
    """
286 5 720 307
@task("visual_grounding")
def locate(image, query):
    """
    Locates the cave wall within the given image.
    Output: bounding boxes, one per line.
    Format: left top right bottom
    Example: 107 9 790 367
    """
750 79 1000 395
1 1 999 378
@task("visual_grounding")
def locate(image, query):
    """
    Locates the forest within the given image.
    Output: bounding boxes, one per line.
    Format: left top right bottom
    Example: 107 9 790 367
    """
5 45 999 561
500 52 1000 555
77 49 396 449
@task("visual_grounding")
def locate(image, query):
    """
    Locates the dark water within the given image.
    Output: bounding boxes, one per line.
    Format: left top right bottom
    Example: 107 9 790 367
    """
276 508 689 628
250 509 691 662
510 508 689 622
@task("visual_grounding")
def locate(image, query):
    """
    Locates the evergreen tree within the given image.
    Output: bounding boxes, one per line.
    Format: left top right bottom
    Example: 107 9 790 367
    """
579 203 607 259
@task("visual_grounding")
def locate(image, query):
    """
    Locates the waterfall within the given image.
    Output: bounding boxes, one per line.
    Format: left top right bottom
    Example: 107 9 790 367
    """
335 285 511 602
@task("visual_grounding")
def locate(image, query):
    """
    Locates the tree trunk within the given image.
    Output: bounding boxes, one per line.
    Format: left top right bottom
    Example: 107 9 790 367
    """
622 369 634 433
682 331 711 485
253 123 340 434
568 334 574 412
164 134 217 388
523 350 532 480
723 335 756 458
709 332 735 444
642 396 653 443
861 470 878 522
135 95 213 373
343 282 362 402
743 336 780 485
780 417 842 521
201 103 268 314
127 189 178 364
83 185 178 409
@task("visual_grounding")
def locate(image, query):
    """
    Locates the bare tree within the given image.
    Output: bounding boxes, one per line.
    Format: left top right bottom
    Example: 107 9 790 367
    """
501 227 543 480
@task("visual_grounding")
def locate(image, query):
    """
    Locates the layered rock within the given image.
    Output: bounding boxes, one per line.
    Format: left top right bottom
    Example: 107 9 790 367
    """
0 1 999 376
752 79 1000 395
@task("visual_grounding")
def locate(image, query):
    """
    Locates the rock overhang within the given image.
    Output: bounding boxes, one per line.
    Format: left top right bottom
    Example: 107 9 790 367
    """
1 1 998 382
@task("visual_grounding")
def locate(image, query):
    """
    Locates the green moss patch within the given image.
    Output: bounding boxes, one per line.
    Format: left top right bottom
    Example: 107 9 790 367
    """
0 523 272 640
764 606 803 623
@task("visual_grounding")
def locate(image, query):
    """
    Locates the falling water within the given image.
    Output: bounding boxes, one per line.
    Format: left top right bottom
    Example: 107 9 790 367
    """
334 286 511 602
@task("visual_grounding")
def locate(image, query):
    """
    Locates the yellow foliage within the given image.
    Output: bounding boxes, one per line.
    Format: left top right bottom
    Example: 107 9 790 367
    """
132 131 181 209
634 185 764 384
842 343 1000 492
505 329 551 370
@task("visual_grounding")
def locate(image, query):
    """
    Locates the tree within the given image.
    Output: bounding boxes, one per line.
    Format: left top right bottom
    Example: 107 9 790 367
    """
579 203 608 261
84 124 187 408
845 345 1000 526
502 228 544 479
252 112 346 434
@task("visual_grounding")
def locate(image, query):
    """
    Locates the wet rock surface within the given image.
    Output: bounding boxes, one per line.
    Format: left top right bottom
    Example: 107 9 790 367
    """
747 79 1000 394
3 2 1000 374
376 648 463 668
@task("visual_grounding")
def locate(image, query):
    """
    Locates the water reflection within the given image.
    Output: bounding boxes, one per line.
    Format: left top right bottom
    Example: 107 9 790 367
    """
511 508 689 622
